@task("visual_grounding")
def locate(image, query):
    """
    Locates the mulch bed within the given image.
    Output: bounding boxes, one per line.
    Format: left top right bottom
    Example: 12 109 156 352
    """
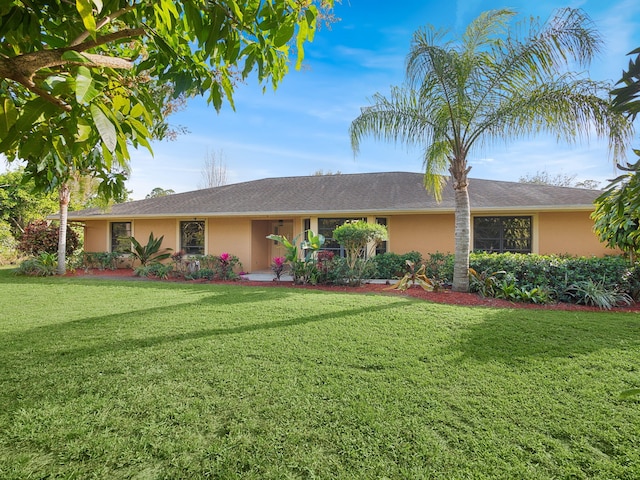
68 268 640 312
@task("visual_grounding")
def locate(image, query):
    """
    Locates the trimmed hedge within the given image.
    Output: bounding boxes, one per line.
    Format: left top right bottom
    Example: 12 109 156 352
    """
468 252 630 293
372 251 634 298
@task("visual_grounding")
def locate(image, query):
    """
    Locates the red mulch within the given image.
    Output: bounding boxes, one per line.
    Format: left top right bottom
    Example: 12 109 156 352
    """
67 268 640 312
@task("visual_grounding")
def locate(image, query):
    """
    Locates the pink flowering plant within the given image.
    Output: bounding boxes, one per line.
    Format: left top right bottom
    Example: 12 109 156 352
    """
215 252 242 280
271 256 286 281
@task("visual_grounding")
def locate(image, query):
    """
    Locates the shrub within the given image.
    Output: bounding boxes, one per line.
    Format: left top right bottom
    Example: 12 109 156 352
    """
564 279 632 310
15 252 57 276
183 253 243 281
17 220 80 257
134 263 174 279
469 252 630 296
80 251 122 270
422 252 453 286
371 251 423 279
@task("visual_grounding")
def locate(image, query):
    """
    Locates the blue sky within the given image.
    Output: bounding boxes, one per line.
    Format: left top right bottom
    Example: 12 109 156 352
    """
8 1 640 199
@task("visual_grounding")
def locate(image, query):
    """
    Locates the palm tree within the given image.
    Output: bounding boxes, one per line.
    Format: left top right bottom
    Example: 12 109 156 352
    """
350 8 632 292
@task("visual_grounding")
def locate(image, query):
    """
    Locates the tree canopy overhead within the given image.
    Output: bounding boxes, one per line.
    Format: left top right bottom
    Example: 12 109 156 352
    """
0 0 333 191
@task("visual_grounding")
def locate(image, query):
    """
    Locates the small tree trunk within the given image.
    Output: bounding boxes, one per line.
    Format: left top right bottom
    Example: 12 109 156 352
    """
57 183 71 275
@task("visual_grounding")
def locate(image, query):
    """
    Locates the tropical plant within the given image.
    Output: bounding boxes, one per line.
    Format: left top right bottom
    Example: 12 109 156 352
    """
267 230 325 284
15 252 58 276
134 262 173 280
387 260 434 292
468 268 506 298
271 256 286 281
350 8 631 292
564 279 632 310
129 233 172 267
592 47 640 262
266 234 299 264
216 252 242 280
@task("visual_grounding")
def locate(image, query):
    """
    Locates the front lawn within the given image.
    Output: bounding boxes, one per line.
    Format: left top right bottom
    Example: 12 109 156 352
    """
0 269 639 479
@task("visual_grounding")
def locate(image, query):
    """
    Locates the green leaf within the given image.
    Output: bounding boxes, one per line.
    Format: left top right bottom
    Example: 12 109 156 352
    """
76 0 96 36
75 66 98 104
274 18 295 48
130 102 145 118
90 104 116 151
0 97 18 138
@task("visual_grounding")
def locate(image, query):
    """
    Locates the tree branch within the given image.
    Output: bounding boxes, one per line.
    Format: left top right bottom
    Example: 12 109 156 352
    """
71 5 137 46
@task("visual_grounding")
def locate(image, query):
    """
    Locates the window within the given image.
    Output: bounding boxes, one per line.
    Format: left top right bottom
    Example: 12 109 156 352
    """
111 222 131 253
180 221 205 255
375 217 387 255
318 217 365 257
473 216 532 253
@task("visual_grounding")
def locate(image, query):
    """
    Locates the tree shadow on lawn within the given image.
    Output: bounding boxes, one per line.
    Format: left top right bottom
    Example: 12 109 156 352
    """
1 282 409 366
454 308 640 363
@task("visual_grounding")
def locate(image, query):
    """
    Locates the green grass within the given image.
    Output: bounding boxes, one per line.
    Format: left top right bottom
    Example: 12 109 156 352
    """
1 269 639 479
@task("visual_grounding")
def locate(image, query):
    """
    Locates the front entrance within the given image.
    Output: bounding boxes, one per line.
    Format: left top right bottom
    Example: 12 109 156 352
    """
270 220 293 260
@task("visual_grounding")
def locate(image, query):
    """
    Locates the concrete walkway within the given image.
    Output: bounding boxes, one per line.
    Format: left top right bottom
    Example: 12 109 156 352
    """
240 271 390 284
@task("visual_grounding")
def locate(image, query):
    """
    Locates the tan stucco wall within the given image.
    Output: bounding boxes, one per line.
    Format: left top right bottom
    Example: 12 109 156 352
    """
84 220 109 252
132 219 178 252
389 214 455 255
207 217 252 269
537 211 616 256
81 210 617 270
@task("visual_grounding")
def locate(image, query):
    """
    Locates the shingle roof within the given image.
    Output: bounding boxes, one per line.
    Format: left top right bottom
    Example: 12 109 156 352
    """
67 171 600 219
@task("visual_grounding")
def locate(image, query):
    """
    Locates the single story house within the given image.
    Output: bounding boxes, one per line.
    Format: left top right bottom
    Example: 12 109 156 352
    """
67 171 613 271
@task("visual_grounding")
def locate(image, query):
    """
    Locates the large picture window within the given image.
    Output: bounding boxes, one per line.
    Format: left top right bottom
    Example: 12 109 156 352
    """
318 217 364 256
180 221 205 255
110 222 131 253
473 216 532 253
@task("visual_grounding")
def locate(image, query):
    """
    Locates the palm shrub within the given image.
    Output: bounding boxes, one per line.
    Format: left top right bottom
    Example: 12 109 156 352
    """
129 233 172 267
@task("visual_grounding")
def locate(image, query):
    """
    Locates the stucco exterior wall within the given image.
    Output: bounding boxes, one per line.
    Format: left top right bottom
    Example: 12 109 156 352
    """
208 218 252 268
389 214 456 256
537 211 615 256
81 209 616 270
84 220 109 252
133 219 178 252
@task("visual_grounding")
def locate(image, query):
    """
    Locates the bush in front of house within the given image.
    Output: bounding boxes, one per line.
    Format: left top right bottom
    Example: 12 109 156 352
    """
184 253 243 281
466 252 634 307
370 251 423 279
17 219 80 257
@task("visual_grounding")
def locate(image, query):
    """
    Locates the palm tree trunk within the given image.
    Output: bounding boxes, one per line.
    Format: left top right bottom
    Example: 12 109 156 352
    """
56 183 70 275
452 184 470 292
